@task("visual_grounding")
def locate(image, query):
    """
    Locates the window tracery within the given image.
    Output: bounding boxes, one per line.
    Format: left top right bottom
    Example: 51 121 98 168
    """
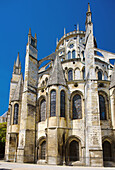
72 94 82 119
60 90 65 117
50 90 56 116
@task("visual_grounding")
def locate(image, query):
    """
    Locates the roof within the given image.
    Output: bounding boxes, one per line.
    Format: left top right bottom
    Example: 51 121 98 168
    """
47 55 67 87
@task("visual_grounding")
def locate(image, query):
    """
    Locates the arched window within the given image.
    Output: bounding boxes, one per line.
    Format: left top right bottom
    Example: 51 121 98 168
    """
40 99 46 122
69 140 79 161
99 95 106 120
98 70 102 80
50 90 56 117
103 141 112 161
68 69 73 81
72 50 75 59
13 104 19 124
10 105 12 125
41 141 46 160
68 51 71 59
75 68 80 80
60 90 65 117
72 94 82 119
104 72 108 80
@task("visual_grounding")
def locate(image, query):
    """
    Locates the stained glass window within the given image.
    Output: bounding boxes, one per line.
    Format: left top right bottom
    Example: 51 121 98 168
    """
60 90 65 117
98 71 102 80
40 99 46 121
68 51 71 59
72 50 75 59
13 104 19 124
72 94 82 119
99 95 106 120
68 69 73 81
41 141 46 159
50 90 56 117
10 105 12 125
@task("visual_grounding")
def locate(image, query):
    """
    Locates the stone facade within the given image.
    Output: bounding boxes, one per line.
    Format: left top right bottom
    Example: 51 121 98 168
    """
5 4 115 167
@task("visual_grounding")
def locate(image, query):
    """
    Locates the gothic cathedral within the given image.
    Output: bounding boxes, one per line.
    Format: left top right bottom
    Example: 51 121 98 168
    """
5 4 115 167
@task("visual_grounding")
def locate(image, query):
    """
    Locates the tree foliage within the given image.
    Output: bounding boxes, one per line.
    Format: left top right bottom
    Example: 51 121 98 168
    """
0 122 7 159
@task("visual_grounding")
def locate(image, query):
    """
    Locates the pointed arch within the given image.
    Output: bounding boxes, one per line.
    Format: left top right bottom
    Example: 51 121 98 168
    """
68 69 73 81
72 50 76 59
99 95 106 120
98 70 102 80
50 90 56 117
60 90 65 117
13 103 19 124
68 51 71 59
40 99 46 121
72 94 82 119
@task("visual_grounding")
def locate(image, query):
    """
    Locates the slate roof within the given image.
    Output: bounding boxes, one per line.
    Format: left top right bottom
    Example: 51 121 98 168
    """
47 55 66 87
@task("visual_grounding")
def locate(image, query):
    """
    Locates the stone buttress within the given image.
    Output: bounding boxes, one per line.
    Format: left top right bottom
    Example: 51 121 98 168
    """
84 4 103 166
17 29 38 163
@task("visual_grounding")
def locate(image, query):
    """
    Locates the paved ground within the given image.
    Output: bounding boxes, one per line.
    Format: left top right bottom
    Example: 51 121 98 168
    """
0 161 115 170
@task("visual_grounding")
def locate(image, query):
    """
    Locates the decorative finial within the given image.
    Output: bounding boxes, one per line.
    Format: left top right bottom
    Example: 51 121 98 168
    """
64 28 66 35
77 23 79 31
74 24 76 31
88 3 91 12
35 33 37 39
28 28 31 35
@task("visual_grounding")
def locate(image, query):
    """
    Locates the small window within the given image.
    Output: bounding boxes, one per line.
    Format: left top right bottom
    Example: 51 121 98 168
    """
98 71 102 80
41 141 46 160
13 104 19 124
40 99 46 122
72 50 76 59
68 51 71 59
60 90 65 117
50 90 56 117
68 69 73 81
10 105 12 125
99 95 106 120
72 94 82 119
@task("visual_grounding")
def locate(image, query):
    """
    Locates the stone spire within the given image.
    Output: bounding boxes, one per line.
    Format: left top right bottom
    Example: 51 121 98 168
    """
35 33 37 40
47 55 67 87
110 64 115 89
13 52 21 74
64 28 66 35
86 3 92 25
87 2 91 12
16 52 20 67
77 23 79 31
28 28 31 35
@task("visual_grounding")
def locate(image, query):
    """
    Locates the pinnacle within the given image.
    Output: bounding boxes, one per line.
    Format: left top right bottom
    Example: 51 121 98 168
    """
88 3 91 13
28 28 31 35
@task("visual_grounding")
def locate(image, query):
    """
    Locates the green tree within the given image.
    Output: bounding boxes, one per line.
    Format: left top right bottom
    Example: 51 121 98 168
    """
0 122 7 159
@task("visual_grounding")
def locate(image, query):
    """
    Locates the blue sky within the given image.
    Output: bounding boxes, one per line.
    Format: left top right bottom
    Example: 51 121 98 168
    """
0 0 115 116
